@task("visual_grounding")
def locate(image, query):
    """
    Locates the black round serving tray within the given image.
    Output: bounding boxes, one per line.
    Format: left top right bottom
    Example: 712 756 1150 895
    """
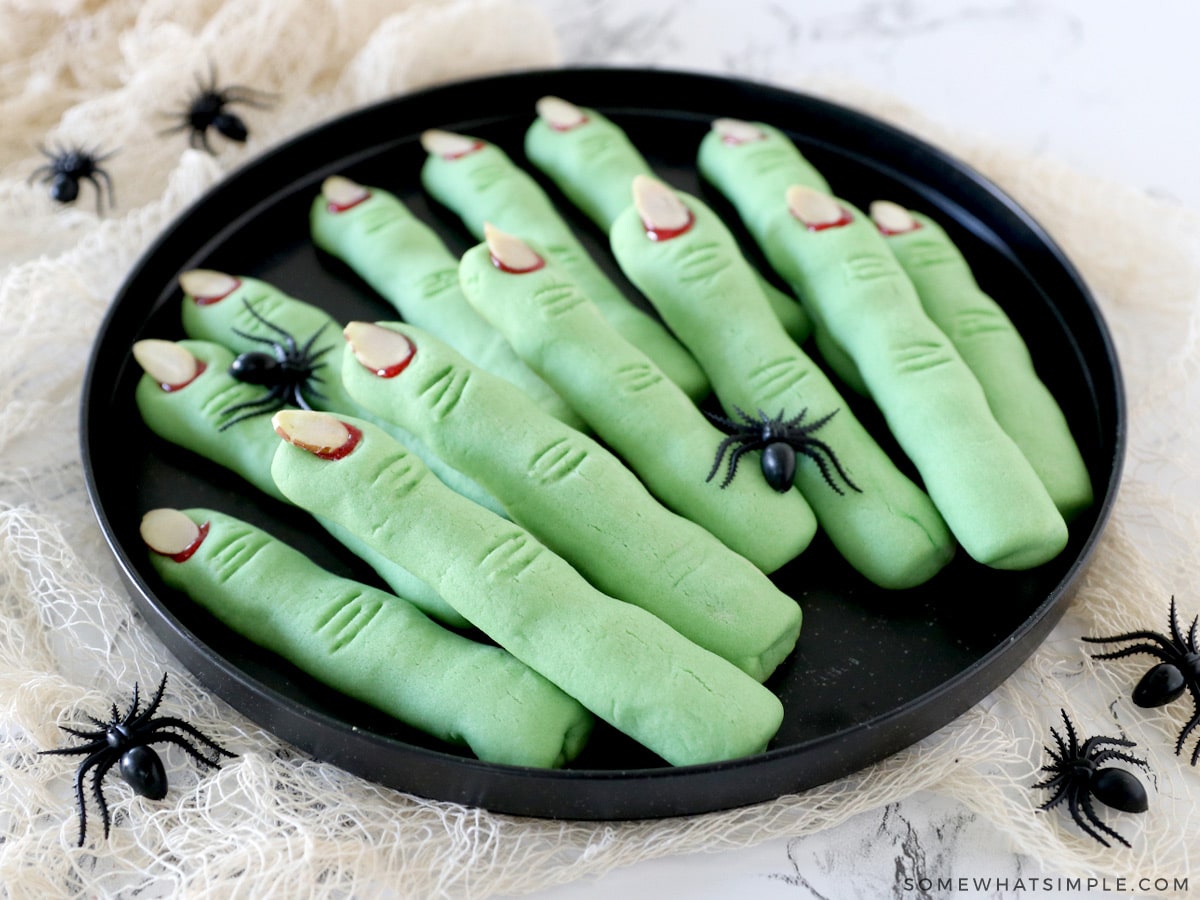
81 68 1124 820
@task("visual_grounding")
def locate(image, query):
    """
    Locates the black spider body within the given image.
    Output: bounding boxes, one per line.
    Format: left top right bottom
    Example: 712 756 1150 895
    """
1033 710 1149 848
29 144 116 212
704 406 861 494
219 298 330 430
1084 595 1200 764
164 67 274 153
40 674 234 846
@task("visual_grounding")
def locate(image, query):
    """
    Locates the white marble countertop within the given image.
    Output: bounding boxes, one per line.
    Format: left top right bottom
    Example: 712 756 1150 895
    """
514 1 1199 897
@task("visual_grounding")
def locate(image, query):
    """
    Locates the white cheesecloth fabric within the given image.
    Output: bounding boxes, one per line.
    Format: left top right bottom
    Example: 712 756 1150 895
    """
2 1 1198 897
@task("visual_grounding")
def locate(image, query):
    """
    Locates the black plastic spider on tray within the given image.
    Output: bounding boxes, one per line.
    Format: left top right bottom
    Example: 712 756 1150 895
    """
704 406 861 494
28 143 116 213
1084 595 1200 764
1032 709 1149 848
162 65 275 153
218 297 331 430
40 673 234 846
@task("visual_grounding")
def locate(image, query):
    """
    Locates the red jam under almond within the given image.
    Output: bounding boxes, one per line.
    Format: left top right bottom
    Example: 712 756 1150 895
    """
161 520 209 563
319 422 363 460
802 209 854 232
644 208 695 242
550 114 589 132
192 278 241 306
328 191 371 214
876 219 923 237
441 140 485 161
490 251 546 274
161 360 207 392
367 337 416 379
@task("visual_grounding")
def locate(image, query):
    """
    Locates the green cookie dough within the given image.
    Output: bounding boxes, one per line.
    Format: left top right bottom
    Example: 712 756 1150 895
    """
340 321 802 680
146 508 592 768
270 414 786 766
133 338 468 627
308 182 583 429
457 240 819 573
762 196 1069 569
697 122 866 394
522 102 811 342
878 208 1094 521
610 189 955 589
179 273 507 518
418 132 710 401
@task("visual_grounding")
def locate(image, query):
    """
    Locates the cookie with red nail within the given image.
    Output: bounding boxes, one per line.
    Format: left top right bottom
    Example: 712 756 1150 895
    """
309 175 583 429
869 200 1093 521
141 506 592 768
419 127 709 401
457 224 820 573
522 96 811 343
610 176 955 589
130 336 467 627
340 319 802 680
269 410 786 767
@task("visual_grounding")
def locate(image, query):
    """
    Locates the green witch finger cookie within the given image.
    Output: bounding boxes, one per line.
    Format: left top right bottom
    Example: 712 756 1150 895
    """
418 127 709 401
522 96 810 342
308 175 583 430
458 224 819 573
697 118 865 394
768 185 1069 570
270 410 785 767
340 320 802 680
609 177 954 589
131 337 468 627
177 268 506 518
141 507 592 768
868 200 1094 521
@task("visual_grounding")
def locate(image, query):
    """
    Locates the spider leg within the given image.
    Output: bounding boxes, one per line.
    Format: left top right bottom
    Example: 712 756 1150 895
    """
220 85 278 108
720 442 760 489
70 750 108 846
1032 771 1066 798
705 433 739 483
1046 727 1069 764
1078 790 1129 848
90 756 119 841
1081 637 1179 665
1060 710 1082 757
1177 685 1200 764
128 673 169 730
41 734 106 755
88 167 117 214
217 389 286 431
238 297 299 348
796 436 861 494
298 323 332 360
144 724 235 767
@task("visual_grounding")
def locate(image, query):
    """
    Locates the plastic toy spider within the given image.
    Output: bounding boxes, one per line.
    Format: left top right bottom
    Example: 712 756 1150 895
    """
704 406 861 494
218 298 331 430
1084 595 1200 764
40 673 234 846
1032 709 1149 848
163 65 275 153
28 143 116 213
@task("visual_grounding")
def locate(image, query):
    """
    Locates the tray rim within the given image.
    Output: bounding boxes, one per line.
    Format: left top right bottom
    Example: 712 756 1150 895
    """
79 65 1127 819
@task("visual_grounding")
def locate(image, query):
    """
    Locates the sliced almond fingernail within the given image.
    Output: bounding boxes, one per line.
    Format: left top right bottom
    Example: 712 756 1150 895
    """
273 410 361 460
420 129 483 160
786 185 849 230
322 175 371 213
180 269 240 305
141 508 208 562
132 339 205 390
869 200 920 235
632 175 693 240
484 222 545 273
536 95 588 131
712 118 766 145
344 322 416 378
